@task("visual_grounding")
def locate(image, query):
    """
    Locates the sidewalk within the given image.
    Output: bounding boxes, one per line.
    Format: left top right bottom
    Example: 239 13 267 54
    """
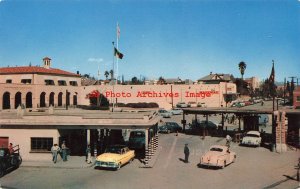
21 156 95 169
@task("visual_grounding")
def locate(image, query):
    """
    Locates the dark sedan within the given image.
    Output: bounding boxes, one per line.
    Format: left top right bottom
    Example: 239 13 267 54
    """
159 122 182 133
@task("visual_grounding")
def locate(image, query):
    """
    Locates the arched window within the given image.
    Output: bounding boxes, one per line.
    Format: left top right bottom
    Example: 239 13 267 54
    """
15 92 22 109
58 92 63 106
2 92 11 109
40 92 46 107
26 92 33 108
49 92 55 107
73 92 78 106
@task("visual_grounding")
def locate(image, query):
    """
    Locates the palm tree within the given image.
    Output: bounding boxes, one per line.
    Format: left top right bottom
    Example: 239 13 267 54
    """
104 71 109 80
109 69 114 80
238 61 247 80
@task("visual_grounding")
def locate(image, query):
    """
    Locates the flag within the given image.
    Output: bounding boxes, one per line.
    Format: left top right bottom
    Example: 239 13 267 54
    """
269 61 275 85
117 23 120 39
114 47 123 59
269 61 275 96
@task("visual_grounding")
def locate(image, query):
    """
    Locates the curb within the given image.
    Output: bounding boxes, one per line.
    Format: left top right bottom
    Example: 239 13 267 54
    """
21 162 95 169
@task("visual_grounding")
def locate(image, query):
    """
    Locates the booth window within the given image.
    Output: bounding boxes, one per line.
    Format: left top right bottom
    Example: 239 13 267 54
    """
297 96 300 102
31 137 53 152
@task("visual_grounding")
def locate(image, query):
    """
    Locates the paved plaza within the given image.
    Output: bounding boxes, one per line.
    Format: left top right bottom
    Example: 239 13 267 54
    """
0 131 299 189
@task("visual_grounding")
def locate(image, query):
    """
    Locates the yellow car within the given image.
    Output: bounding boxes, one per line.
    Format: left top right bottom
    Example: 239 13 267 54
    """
95 145 135 170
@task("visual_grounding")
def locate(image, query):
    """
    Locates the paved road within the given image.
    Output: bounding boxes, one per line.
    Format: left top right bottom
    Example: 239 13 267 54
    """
0 133 299 189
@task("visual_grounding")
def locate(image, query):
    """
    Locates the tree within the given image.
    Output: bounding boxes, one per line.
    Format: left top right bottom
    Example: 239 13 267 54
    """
109 70 114 80
158 76 165 85
238 61 247 80
104 71 109 80
131 76 138 85
86 90 109 107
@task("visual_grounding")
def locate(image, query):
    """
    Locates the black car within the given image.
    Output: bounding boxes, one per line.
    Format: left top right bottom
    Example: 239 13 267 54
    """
159 122 182 133
0 146 22 177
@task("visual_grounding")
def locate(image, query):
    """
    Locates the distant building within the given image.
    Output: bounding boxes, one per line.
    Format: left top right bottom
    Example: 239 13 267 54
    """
293 86 300 109
0 57 81 109
198 73 235 84
244 77 260 89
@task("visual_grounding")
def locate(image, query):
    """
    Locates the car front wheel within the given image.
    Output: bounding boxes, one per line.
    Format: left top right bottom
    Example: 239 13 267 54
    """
221 161 226 169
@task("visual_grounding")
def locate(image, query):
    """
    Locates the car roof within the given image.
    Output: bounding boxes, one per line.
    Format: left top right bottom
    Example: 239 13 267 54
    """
210 145 227 150
247 131 260 135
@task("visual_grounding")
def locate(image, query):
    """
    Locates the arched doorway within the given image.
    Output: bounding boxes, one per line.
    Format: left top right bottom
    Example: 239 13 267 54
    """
15 92 22 109
73 93 78 106
49 92 55 107
58 92 63 106
26 92 32 108
40 92 46 107
2 92 11 109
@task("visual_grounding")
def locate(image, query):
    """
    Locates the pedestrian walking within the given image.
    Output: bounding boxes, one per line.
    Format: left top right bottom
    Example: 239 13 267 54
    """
86 144 92 164
61 141 68 161
184 143 190 163
8 143 14 154
51 144 60 163
226 135 232 148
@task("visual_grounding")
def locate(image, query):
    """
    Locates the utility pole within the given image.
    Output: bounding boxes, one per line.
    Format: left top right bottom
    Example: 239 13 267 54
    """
283 77 286 104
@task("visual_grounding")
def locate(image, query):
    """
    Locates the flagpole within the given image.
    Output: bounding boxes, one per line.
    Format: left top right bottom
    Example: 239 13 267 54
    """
112 41 115 112
116 22 119 86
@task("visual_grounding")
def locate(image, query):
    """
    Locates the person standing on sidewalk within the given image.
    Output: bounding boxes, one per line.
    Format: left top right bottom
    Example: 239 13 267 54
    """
184 143 190 163
61 141 68 162
86 144 92 164
51 144 60 163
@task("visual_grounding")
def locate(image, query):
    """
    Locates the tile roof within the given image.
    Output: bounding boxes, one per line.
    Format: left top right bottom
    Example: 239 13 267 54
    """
0 66 80 77
198 73 234 81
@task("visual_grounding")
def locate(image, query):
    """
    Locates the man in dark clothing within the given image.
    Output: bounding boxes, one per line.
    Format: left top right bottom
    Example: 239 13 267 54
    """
184 144 190 163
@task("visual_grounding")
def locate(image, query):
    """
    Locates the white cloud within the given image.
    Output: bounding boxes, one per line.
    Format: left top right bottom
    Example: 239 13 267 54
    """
88 58 103 63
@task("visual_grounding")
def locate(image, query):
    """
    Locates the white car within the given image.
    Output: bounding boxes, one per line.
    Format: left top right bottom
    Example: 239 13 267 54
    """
241 131 261 147
170 108 183 115
176 102 188 108
158 109 172 118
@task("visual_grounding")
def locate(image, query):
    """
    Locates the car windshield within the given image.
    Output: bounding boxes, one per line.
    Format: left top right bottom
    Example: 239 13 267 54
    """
246 134 259 138
105 146 123 154
210 147 223 152
130 131 145 138
0 149 5 157
166 122 175 126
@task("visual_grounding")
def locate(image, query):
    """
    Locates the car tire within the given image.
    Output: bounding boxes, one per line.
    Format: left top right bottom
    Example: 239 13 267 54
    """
16 156 22 168
221 161 226 169
0 163 5 178
233 155 236 163
117 163 121 170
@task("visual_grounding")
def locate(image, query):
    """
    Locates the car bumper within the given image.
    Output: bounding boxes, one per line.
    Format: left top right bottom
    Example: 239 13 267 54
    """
241 142 260 146
95 161 118 168
200 162 222 168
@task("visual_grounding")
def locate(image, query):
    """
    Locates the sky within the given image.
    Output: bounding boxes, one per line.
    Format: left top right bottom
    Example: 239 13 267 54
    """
0 0 299 82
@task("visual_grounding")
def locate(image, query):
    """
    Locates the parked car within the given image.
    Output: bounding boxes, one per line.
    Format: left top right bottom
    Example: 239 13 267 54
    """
197 102 207 107
176 102 188 108
191 120 218 129
170 108 183 115
159 122 182 133
158 109 172 118
241 131 261 147
95 145 135 170
0 145 22 177
188 101 197 107
199 145 236 169
128 130 146 151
